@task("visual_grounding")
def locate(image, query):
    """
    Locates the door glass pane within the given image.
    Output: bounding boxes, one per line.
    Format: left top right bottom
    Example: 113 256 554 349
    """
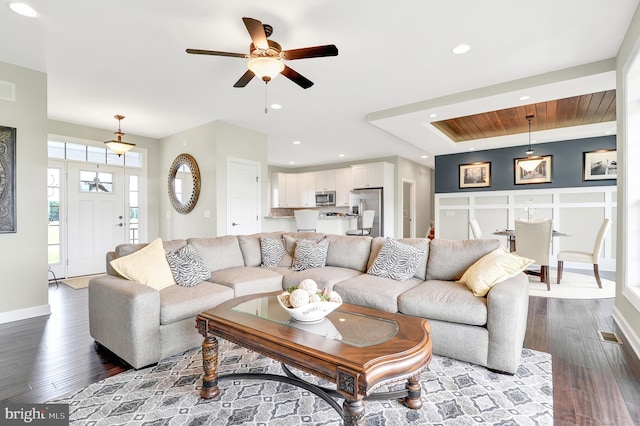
129 175 139 243
125 151 142 168
80 171 113 193
48 141 65 159
107 151 125 165
47 168 61 264
87 146 107 164
66 143 87 161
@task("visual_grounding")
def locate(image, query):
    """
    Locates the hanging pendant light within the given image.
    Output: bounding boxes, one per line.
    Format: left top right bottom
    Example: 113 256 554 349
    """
519 114 542 172
104 115 135 156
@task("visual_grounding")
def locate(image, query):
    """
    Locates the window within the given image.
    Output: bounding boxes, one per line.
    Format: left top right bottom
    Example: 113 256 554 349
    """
129 175 139 243
80 171 113 193
47 168 61 264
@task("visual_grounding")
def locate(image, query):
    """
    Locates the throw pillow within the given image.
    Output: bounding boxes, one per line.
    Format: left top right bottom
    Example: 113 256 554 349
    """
367 238 427 281
166 244 211 287
457 246 534 297
291 238 330 271
109 238 175 291
260 236 285 268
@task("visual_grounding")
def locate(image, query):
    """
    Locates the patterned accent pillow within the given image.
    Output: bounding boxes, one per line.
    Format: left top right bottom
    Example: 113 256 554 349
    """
260 237 285 268
367 238 427 281
165 244 211 287
291 238 330 271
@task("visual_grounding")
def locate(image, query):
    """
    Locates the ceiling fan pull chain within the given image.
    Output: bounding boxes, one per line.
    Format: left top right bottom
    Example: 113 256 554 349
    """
264 84 268 114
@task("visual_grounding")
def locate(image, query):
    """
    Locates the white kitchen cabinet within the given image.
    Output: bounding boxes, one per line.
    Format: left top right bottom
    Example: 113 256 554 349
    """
335 167 353 207
298 172 316 207
315 169 336 192
284 173 299 207
272 172 299 207
352 163 385 188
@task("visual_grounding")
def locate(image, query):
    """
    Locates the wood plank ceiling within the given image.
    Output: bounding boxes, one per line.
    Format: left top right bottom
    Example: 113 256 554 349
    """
431 90 616 142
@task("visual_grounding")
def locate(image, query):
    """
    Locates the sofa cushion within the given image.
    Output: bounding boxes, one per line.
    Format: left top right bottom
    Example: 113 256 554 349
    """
188 236 244 272
291 238 330 271
367 238 427 281
237 232 284 267
333 274 423 313
115 239 187 257
397 280 488 326
367 237 430 280
159 282 234 325
209 266 285 297
282 266 363 292
260 236 286 267
325 234 372 272
426 238 501 281
110 238 175 291
165 244 211 287
457 247 534 297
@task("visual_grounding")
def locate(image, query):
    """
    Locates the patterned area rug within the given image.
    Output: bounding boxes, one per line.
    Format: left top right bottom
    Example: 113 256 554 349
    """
51 340 553 425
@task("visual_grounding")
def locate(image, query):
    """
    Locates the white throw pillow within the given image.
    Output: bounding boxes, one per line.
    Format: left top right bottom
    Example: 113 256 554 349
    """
110 238 175 291
367 238 427 281
457 246 534 297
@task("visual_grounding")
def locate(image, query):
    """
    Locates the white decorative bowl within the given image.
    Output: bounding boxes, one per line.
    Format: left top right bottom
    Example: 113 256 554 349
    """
277 297 342 322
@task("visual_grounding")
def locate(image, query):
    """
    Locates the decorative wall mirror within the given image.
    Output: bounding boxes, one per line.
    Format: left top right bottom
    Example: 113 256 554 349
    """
168 153 201 214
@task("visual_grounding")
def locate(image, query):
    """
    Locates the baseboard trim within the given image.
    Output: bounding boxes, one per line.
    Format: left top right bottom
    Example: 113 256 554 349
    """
612 306 640 360
0 304 51 324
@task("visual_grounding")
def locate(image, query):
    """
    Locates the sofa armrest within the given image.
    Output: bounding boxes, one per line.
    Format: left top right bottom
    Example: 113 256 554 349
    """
88 275 161 369
485 273 529 374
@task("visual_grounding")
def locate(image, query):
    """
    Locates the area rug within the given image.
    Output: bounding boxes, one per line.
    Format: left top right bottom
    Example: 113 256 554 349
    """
528 270 615 299
61 275 103 290
50 339 553 425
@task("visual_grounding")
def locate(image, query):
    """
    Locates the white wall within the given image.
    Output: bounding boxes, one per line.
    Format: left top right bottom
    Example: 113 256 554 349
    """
396 157 433 238
0 62 48 322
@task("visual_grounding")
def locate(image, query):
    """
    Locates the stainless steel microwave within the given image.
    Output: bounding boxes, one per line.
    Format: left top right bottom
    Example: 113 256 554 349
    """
315 191 336 206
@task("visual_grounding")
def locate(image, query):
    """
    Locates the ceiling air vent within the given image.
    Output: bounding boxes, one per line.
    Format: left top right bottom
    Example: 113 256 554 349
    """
599 331 622 344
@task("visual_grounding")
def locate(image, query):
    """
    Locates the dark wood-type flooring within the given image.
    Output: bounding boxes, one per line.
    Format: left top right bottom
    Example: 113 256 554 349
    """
1 272 639 425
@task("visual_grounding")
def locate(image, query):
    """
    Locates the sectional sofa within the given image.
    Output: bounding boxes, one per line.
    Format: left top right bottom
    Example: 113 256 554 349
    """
88 231 530 374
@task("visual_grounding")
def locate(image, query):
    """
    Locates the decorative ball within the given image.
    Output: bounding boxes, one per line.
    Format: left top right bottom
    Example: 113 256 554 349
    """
289 288 311 308
279 292 292 308
309 293 321 303
328 291 342 304
298 279 318 295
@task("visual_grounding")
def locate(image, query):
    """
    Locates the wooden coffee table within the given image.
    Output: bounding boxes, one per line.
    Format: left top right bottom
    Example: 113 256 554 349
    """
195 292 432 426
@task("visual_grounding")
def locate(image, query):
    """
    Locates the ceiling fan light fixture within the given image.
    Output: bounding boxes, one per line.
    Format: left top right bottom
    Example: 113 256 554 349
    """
104 114 135 157
248 57 284 82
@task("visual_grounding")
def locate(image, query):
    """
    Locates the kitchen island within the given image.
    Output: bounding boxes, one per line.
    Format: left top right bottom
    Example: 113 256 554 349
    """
262 215 357 235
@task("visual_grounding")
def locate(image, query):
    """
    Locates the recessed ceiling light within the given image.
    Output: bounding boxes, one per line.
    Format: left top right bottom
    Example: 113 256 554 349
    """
604 131 612 135
271 104 282 110
289 161 295 164
292 140 301 145
452 44 471 55
421 155 428 159
338 154 345 157
519 95 530 101
429 113 437 118
469 148 475 151
9 2 38 17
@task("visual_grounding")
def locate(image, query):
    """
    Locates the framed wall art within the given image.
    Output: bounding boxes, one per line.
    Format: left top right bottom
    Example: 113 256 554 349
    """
514 155 552 185
0 126 16 233
583 149 617 181
459 162 491 188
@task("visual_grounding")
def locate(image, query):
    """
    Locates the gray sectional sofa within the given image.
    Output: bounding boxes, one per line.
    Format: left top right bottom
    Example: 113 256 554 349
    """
88 232 529 373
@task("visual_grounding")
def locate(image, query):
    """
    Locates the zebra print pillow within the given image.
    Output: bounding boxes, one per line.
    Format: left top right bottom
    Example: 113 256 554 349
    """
165 244 211 287
291 238 330 271
367 238 427 281
260 237 285 268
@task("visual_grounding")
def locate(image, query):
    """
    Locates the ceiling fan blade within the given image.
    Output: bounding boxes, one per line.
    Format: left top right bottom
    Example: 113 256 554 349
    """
242 17 269 51
233 70 255 88
283 44 338 60
281 65 314 89
186 48 248 58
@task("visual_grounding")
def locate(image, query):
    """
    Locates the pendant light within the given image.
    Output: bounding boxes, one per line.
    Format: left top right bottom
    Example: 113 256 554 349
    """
519 114 542 172
104 115 135 156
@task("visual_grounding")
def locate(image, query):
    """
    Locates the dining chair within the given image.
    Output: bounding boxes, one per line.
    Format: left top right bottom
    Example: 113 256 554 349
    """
514 218 553 290
557 218 612 288
294 209 319 232
469 218 482 239
347 210 375 236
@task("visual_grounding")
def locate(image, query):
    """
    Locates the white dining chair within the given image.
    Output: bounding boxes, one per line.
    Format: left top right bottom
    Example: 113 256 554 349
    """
294 209 319 232
347 210 375 236
514 218 553 290
557 218 612 288
469 218 482 239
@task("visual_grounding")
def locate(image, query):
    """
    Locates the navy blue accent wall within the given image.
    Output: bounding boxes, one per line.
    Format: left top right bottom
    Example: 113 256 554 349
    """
434 135 616 193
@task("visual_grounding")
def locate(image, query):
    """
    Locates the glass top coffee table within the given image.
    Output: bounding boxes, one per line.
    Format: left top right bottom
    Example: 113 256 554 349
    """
196 292 432 426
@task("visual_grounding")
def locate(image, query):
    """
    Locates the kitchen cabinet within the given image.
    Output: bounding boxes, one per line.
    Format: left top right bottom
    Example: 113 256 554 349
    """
315 169 336 192
335 167 353 207
298 172 316 207
272 172 299 208
352 163 385 188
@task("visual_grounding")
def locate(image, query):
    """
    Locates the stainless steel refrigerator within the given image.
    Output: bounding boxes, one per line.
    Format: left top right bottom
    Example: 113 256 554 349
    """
349 188 383 237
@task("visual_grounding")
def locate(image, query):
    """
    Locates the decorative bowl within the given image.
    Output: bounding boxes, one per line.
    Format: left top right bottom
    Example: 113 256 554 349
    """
277 296 342 322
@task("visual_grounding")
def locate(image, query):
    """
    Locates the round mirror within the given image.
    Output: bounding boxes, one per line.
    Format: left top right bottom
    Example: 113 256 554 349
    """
168 153 201 214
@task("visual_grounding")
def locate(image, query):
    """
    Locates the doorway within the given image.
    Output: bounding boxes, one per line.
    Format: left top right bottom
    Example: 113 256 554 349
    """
402 180 416 238
227 158 261 235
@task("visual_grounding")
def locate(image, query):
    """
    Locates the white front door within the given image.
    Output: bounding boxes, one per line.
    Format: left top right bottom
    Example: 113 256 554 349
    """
67 163 127 276
228 159 260 235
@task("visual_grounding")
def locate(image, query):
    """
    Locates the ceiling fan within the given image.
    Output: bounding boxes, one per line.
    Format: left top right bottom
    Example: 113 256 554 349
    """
186 17 338 89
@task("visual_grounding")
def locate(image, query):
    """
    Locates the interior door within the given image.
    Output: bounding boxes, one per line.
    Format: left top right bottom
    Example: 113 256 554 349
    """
67 163 127 276
228 159 260 235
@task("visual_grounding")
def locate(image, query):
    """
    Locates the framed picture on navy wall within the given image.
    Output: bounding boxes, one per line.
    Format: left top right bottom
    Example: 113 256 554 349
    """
514 155 552 185
459 162 491 188
583 149 617 181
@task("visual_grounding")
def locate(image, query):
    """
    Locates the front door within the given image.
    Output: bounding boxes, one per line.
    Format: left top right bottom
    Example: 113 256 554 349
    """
66 163 127 276
228 159 260 235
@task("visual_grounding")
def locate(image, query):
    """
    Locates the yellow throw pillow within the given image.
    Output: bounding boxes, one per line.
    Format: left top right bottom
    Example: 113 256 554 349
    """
110 238 175 291
457 246 533 297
